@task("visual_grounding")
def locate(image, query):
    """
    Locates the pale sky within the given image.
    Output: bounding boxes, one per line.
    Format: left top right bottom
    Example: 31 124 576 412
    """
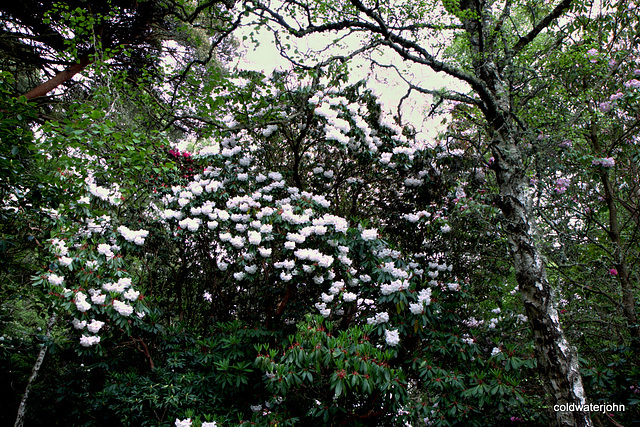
233 17 468 145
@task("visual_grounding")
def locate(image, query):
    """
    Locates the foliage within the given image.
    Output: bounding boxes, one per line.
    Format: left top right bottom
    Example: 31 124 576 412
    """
3 1 640 426
93 321 275 426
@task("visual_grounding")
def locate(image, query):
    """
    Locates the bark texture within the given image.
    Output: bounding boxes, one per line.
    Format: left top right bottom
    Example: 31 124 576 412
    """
490 123 591 426
14 313 56 427
459 2 592 422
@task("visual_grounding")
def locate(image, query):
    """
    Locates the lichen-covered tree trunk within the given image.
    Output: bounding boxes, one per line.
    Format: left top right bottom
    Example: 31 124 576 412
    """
490 121 591 426
14 313 56 427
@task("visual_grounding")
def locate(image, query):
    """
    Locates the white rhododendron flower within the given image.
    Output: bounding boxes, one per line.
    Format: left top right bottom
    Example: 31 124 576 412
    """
258 247 272 257
97 243 114 258
117 225 149 245
385 329 400 346
447 282 461 291
90 292 106 305
163 209 183 220
230 236 245 248
409 302 424 314
367 312 389 325
123 289 140 301
48 273 64 286
418 288 432 305
179 217 201 231
80 335 101 347
75 292 91 312
248 230 262 245
342 292 357 302
58 256 73 267
72 318 87 330
87 319 105 333
50 238 69 256
361 228 378 240
113 300 134 317
280 272 292 281
321 293 334 303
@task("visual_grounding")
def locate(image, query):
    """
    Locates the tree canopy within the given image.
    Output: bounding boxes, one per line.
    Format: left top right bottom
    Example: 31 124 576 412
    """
1 1 639 426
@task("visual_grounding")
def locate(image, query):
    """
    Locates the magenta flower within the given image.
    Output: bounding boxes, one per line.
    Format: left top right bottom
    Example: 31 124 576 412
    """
609 268 618 276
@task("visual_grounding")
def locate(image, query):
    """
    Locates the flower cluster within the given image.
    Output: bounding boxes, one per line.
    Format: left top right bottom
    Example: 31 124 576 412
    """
409 288 432 314
592 157 615 168
87 177 122 205
39 222 148 348
117 225 149 245
385 329 400 346
555 177 571 194
174 418 217 427
155 124 442 348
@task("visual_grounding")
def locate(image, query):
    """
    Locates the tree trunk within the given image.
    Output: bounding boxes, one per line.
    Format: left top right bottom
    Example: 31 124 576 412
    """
490 124 592 426
600 170 639 339
14 313 57 427
589 121 638 340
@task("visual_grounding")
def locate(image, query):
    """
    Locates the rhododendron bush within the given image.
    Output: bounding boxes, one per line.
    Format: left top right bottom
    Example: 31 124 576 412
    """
18 74 540 425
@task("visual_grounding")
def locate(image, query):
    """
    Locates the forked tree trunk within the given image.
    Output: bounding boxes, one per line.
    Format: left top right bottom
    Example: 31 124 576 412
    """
14 313 57 427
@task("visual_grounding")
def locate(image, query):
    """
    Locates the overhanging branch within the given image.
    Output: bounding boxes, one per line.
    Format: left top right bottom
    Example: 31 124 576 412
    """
23 53 94 100
503 0 573 64
249 0 488 102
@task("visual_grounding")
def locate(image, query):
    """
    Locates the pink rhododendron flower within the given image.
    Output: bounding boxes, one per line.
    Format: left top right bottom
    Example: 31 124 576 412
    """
624 79 640 89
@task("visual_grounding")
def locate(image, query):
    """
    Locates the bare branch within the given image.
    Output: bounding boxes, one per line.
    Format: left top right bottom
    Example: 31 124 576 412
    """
372 60 481 109
248 0 487 97
504 0 573 63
